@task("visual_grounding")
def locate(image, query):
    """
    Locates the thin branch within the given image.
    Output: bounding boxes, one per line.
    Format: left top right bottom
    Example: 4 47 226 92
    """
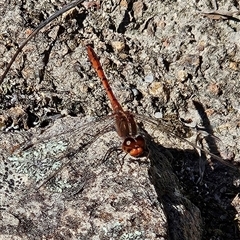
0 0 86 85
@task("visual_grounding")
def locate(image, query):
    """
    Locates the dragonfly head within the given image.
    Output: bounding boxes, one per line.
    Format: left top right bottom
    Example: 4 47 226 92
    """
122 135 147 157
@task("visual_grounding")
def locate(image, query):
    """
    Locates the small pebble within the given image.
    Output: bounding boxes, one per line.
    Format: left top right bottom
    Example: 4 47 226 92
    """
144 75 154 83
154 111 163 119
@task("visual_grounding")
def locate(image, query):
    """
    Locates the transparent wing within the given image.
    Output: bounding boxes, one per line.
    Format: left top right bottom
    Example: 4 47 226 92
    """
7 114 116 190
135 113 194 143
19 115 114 150
135 113 238 170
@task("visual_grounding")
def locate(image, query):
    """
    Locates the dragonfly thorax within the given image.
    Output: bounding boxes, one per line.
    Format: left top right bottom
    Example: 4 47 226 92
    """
114 110 138 138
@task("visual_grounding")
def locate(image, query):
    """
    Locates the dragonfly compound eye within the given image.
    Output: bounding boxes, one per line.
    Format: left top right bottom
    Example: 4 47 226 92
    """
122 136 146 157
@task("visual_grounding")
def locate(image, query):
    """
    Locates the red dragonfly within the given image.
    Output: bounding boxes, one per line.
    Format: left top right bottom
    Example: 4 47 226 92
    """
86 45 146 158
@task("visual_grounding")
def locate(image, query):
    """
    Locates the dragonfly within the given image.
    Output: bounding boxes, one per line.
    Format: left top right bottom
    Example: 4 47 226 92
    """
86 45 147 158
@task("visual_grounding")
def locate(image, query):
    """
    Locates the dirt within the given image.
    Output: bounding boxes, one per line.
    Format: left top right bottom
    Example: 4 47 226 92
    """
0 0 240 239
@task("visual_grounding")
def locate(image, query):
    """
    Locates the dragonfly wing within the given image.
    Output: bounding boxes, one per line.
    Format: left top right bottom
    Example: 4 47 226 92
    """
135 114 194 146
135 114 238 170
6 115 116 190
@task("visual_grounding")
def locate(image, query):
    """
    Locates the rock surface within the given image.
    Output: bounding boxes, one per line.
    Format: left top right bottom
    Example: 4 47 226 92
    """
0 0 240 239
